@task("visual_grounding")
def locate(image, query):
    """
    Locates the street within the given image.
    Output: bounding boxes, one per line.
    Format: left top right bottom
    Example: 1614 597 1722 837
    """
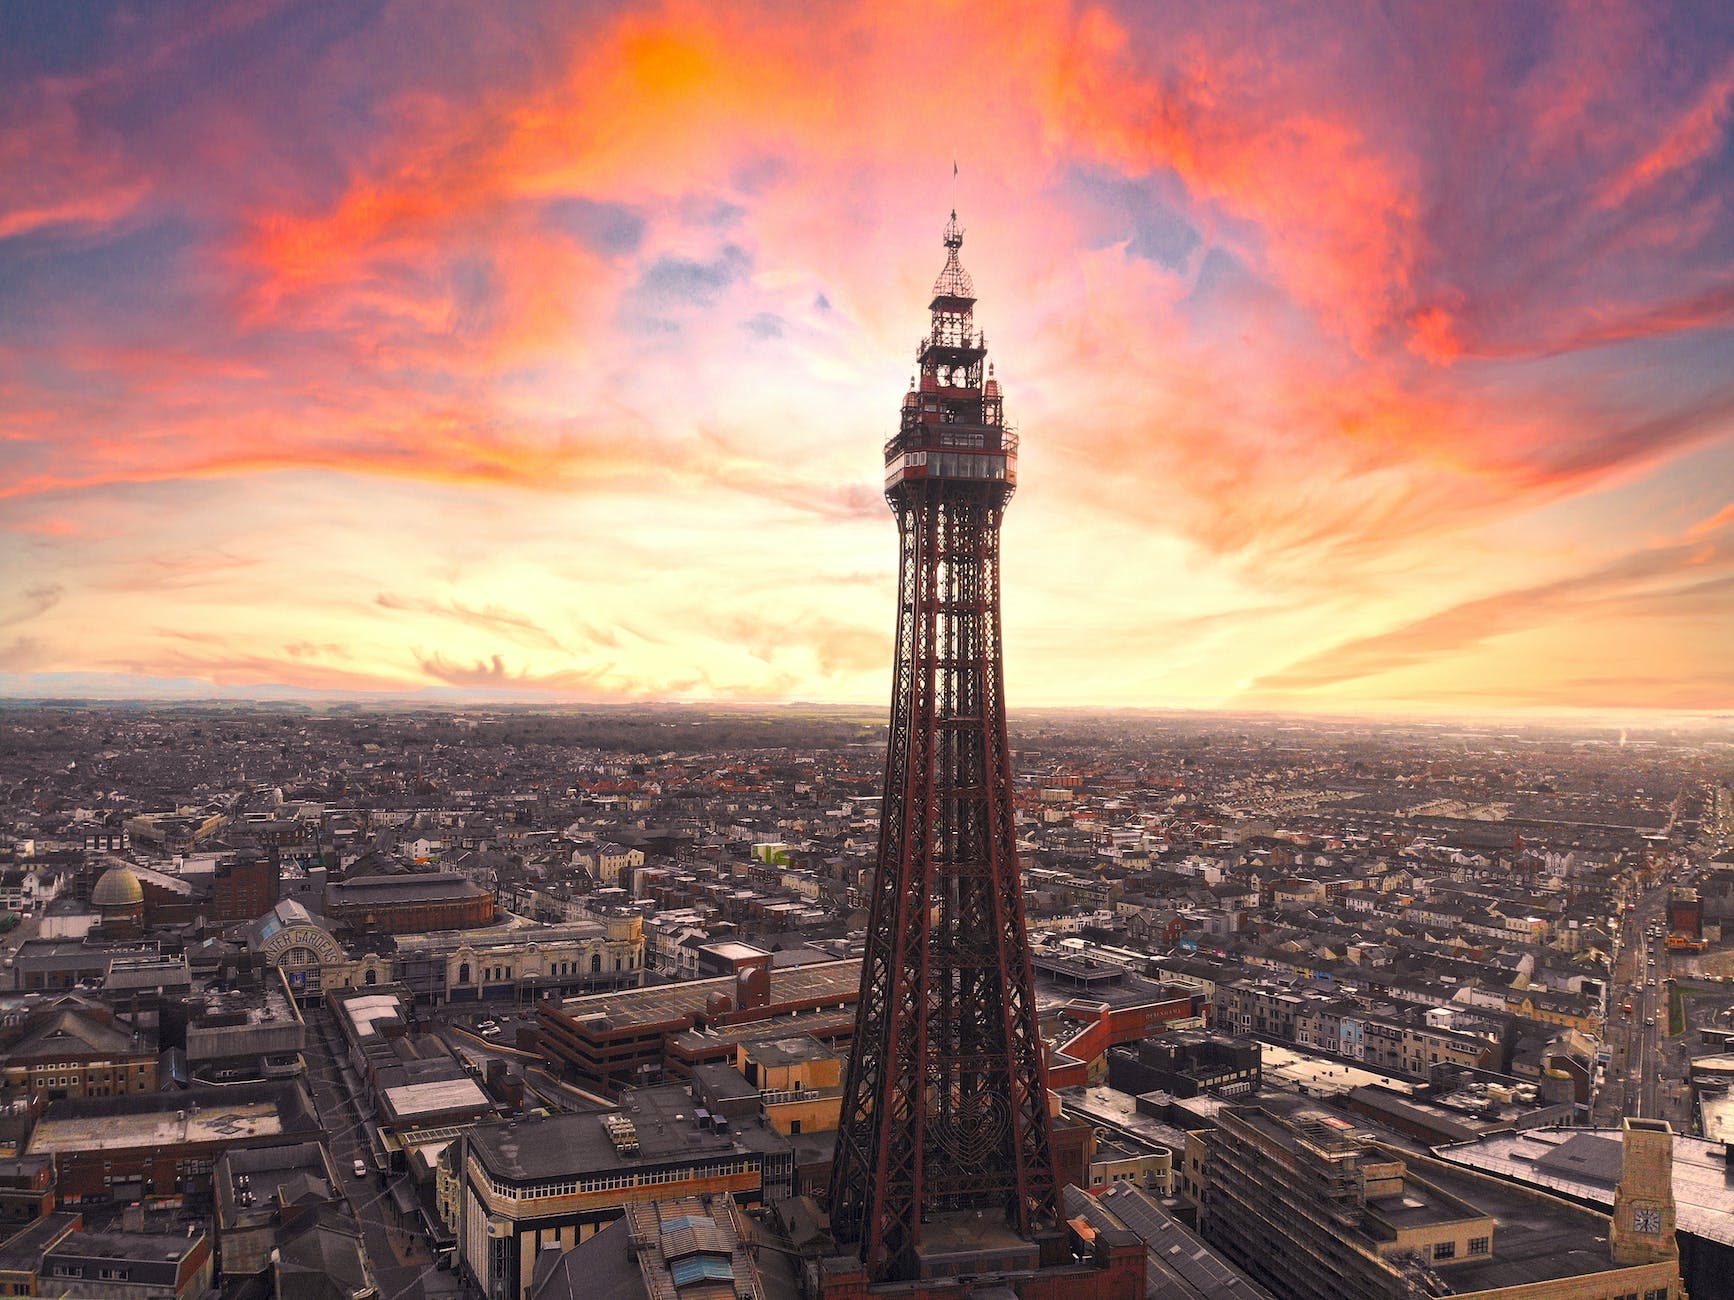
1595 876 1697 1129
301 1006 461 1300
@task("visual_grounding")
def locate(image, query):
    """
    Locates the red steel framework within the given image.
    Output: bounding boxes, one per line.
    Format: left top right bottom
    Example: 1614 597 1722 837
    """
828 212 1057 1281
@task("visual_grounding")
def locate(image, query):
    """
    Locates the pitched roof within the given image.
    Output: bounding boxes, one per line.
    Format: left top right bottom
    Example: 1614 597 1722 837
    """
8 1008 144 1059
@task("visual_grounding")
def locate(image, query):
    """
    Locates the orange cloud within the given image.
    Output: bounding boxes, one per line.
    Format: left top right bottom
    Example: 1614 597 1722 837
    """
1250 521 1733 698
4 2 1732 715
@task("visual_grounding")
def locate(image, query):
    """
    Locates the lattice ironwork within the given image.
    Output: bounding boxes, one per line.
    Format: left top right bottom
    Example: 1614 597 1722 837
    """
829 215 1057 1283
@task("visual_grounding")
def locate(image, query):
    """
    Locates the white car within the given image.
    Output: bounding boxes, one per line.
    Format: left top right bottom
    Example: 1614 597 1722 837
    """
481 1025 503 1039
352 1159 368 1178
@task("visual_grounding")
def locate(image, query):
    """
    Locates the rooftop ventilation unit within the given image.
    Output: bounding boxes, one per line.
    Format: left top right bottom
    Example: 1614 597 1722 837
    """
602 1113 641 1156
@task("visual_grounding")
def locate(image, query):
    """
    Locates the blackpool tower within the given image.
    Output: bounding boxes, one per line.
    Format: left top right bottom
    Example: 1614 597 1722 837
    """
828 213 1060 1282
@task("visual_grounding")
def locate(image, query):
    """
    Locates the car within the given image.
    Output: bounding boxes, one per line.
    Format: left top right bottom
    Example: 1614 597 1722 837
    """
481 1025 502 1039
352 1159 368 1178
477 1018 498 1031
1645 1017 1656 1027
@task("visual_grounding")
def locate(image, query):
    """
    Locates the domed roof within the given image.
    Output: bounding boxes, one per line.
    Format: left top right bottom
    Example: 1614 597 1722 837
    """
92 865 144 908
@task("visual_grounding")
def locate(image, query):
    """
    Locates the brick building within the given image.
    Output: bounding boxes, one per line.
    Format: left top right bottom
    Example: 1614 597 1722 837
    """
25 1081 324 1205
323 873 495 935
0 1002 156 1109
537 960 862 1093
212 853 280 924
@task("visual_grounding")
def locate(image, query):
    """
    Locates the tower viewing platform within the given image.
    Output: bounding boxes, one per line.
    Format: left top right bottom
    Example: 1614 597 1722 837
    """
882 211 1018 495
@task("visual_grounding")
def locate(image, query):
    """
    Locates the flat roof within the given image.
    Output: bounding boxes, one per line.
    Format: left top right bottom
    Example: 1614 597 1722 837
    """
469 1095 742 1183
1260 1043 1417 1097
49 1230 202 1264
740 1035 837 1067
667 1008 856 1057
551 958 860 1030
1432 1126 1734 1249
1033 969 1195 1014
701 941 768 961
1058 1085 1191 1156
338 992 406 1040
1401 1154 1626 1294
381 1077 490 1120
1699 1091 1734 1143
31 1100 286 1153
394 920 605 953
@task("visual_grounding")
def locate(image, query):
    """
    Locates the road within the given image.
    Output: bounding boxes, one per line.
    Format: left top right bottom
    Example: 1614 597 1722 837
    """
302 1007 461 1300
1596 877 1694 1129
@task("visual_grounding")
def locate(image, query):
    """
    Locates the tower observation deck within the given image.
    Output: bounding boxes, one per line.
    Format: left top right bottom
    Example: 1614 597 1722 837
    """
882 211 1019 498
829 213 1059 1284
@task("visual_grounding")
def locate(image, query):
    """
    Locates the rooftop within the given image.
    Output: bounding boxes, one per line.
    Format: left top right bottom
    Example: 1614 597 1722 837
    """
1399 1153 1630 1293
469 1090 744 1183
33 1100 285 1153
740 1035 836 1068
551 959 860 1031
327 873 488 903
1433 1125 1734 1249
394 920 606 954
335 989 409 1040
26 1081 318 1155
380 1076 491 1123
1075 1183 1273 1300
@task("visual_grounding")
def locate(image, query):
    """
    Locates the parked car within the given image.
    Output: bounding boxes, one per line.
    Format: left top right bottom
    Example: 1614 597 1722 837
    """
352 1159 368 1178
481 1025 503 1039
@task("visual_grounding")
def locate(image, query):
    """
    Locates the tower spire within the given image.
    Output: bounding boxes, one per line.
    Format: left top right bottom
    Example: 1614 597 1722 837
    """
933 209 973 300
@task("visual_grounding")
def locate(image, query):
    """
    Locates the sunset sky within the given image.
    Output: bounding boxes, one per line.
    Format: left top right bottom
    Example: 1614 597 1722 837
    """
2 1 1731 717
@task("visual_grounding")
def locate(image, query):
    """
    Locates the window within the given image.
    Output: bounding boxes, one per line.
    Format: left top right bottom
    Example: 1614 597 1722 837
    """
1432 1241 1455 1261
1467 1237 1488 1256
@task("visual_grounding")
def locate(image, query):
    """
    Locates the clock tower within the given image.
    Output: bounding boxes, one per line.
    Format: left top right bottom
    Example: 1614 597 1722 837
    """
1610 1117 1678 1266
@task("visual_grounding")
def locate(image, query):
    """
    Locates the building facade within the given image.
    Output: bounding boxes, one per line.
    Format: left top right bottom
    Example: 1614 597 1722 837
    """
447 1092 777 1300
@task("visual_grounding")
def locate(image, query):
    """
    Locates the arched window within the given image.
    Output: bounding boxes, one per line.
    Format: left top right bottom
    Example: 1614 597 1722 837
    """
591 954 602 974
457 962 471 985
363 968 377 986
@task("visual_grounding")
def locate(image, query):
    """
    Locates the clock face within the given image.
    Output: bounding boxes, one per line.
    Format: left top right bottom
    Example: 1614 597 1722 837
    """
1633 1206 1662 1234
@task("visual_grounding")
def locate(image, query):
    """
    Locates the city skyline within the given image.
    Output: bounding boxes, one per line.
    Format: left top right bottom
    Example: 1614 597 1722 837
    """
3 2 1732 718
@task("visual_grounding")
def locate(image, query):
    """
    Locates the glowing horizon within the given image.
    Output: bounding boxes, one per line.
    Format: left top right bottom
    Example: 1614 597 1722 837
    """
2 3 1731 719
